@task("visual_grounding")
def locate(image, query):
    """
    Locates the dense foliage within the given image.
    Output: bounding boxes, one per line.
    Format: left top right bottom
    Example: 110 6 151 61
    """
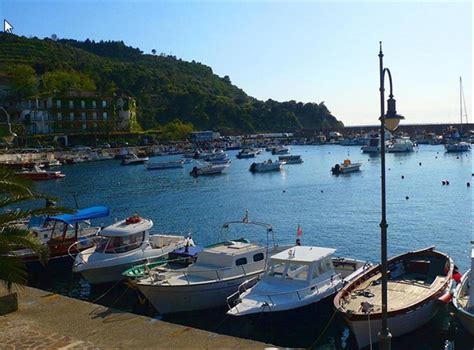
0 33 343 133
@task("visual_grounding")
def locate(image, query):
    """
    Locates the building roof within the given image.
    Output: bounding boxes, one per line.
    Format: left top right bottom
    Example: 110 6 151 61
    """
271 246 336 263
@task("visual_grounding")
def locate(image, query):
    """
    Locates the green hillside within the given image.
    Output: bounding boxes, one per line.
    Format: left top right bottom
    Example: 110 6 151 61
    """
0 33 343 133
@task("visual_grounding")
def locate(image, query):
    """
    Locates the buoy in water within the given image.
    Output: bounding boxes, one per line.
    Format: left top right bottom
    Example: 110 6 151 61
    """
467 182 470 187
405 196 409 200
401 175 405 179
446 181 450 185
419 162 422 166
442 181 446 185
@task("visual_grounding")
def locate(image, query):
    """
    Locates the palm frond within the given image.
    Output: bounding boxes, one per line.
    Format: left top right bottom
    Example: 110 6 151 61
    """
0 256 27 292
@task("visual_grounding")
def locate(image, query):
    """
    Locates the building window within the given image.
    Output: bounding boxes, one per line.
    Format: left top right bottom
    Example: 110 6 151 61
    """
81 100 85 108
92 112 97 120
82 124 87 130
102 100 107 108
69 100 74 108
81 112 86 120
93 123 97 128
69 112 74 121
57 112 62 121
92 100 96 108
103 112 108 120
56 100 61 108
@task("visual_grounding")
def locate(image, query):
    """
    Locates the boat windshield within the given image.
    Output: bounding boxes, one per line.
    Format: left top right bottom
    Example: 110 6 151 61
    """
95 231 145 253
267 261 310 281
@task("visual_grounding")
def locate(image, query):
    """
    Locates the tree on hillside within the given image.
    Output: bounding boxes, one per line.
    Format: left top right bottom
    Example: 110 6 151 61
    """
42 69 96 94
151 49 156 55
0 168 68 291
2 64 37 101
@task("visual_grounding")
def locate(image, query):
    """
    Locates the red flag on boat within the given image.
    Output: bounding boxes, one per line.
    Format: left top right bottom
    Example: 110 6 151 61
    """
296 224 303 237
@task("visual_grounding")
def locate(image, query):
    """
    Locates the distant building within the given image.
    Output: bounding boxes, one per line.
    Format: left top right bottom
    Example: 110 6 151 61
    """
6 90 138 135
190 131 220 142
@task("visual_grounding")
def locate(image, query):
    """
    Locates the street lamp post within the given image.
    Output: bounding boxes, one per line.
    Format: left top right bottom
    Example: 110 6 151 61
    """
378 41 404 350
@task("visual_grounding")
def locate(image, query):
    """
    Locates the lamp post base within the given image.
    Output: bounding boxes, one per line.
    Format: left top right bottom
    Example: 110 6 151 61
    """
378 331 392 350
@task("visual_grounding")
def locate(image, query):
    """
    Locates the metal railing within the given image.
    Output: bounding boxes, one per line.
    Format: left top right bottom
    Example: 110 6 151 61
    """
226 275 341 314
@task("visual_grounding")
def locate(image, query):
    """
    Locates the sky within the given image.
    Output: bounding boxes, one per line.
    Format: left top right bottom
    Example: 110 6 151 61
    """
0 1 472 126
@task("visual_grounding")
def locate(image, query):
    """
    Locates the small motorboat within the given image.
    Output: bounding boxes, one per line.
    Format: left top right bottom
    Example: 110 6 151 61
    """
249 159 285 173
334 246 453 349
133 214 289 315
16 165 65 181
445 141 471 153
190 163 228 176
278 155 303 164
452 242 474 335
272 146 290 155
331 159 362 175
237 149 258 159
72 215 192 284
121 154 149 165
7 206 110 268
361 135 380 154
145 160 184 170
227 245 370 316
387 137 416 153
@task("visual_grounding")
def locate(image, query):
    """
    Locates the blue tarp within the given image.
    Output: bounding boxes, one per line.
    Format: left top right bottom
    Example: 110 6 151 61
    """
47 206 110 225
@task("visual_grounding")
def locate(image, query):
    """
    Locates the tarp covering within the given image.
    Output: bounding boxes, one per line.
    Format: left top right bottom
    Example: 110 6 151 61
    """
47 206 110 225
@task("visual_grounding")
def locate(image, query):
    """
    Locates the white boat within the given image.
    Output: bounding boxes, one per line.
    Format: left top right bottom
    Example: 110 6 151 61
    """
361 135 380 154
227 245 370 316
334 247 453 349
272 146 290 155
278 155 303 164
387 137 415 153
145 160 184 170
237 149 258 159
73 215 190 284
445 141 471 153
190 163 229 176
121 154 149 165
446 77 471 153
207 157 231 165
134 215 289 314
452 243 474 335
249 159 285 173
331 159 362 175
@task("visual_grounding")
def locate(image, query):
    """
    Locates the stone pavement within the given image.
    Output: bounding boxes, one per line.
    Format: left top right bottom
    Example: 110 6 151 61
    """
0 286 272 349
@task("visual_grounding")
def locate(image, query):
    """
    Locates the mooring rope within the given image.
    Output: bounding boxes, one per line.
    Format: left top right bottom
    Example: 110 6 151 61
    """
308 308 338 350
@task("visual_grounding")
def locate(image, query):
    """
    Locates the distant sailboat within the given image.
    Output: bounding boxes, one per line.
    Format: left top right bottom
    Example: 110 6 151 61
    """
445 77 471 152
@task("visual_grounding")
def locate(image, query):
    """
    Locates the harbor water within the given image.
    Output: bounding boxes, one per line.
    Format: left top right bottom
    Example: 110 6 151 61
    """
29 145 473 349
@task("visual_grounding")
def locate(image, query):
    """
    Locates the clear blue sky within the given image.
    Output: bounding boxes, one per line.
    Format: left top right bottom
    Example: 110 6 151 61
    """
1 1 472 126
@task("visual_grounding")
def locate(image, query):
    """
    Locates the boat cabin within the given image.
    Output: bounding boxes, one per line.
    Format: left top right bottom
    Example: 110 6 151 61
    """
265 246 337 285
37 206 110 256
189 240 267 279
95 216 153 254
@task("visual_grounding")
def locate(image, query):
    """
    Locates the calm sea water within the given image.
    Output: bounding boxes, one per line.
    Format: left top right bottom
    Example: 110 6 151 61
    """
29 145 473 349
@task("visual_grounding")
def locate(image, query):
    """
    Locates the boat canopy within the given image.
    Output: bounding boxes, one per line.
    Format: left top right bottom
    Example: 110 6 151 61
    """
48 206 110 225
100 218 153 237
271 246 336 263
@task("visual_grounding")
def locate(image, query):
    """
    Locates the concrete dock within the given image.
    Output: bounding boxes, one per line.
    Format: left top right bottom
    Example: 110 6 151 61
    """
0 286 272 349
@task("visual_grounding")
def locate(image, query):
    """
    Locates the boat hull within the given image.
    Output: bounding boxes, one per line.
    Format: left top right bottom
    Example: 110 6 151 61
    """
138 272 260 314
345 297 440 348
452 269 474 336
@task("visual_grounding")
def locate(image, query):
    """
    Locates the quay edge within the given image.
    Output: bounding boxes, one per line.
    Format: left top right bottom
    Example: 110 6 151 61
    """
0 285 273 349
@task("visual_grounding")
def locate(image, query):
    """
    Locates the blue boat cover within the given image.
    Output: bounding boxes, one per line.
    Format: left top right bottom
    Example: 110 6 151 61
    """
48 206 110 225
